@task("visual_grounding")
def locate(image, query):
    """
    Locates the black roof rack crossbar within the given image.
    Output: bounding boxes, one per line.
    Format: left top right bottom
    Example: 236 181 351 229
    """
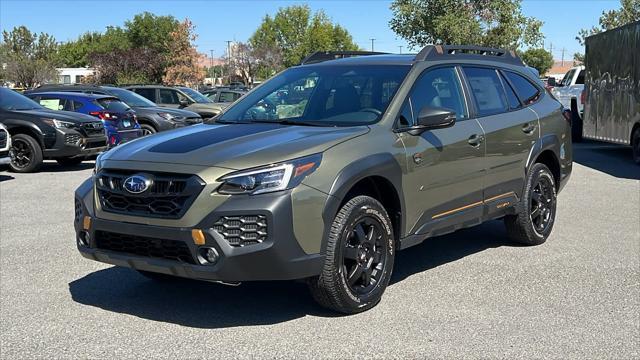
414 45 523 65
300 51 388 65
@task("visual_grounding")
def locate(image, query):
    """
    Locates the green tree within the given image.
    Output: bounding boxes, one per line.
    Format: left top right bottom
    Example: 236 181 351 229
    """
519 48 554 75
125 12 178 53
576 0 639 45
1 26 59 87
389 0 543 50
249 5 359 70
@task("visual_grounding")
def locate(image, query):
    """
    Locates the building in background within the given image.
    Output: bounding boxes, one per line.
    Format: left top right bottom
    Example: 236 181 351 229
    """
56 68 95 84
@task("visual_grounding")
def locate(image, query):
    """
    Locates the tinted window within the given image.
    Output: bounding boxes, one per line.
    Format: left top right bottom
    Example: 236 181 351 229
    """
576 70 585 85
500 73 522 110
179 87 211 103
219 91 236 102
504 71 541 105
0 88 42 110
134 88 156 102
220 65 410 126
561 69 574 87
158 89 180 104
107 88 156 107
96 98 130 112
74 101 84 111
409 67 467 122
463 67 508 116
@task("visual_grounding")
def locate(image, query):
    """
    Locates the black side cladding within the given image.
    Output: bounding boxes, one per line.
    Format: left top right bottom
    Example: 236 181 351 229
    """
148 124 284 153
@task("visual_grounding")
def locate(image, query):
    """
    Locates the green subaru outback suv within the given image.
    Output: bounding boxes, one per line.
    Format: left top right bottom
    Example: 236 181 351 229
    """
75 46 572 313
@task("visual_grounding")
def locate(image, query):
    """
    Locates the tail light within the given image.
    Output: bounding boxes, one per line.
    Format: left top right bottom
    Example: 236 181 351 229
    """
89 111 116 121
580 89 586 105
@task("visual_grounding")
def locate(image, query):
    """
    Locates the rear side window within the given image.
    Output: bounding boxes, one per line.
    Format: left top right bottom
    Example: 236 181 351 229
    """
134 88 156 102
463 67 508 117
73 101 84 111
499 73 522 110
504 71 541 105
96 98 130 112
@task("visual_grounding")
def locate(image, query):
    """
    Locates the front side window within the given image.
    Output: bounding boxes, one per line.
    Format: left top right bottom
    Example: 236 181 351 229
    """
219 91 237 103
134 88 156 102
408 67 467 124
561 69 575 87
504 71 541 105
463 67 508 117
159 89 180 104
576 70 585 85
219 65 410 126
179 87 211 103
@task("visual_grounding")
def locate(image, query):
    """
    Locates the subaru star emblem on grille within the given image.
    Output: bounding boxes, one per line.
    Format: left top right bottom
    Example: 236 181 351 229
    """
123 175 151 194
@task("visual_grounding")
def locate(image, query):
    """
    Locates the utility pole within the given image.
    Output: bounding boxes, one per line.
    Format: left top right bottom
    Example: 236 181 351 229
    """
209 49 214 86
561 47 566 67
369 38 376 52
398 45 403 54
548 42 554 58
226 40 233 85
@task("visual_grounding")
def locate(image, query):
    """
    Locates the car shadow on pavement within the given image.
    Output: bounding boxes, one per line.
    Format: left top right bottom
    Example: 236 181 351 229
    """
39 161 95 173
69 220 514 328
572 140 639 180
0 174 14 182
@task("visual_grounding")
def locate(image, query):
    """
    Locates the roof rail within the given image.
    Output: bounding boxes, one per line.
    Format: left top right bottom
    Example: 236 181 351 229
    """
300 51 388 65
414 45 523 66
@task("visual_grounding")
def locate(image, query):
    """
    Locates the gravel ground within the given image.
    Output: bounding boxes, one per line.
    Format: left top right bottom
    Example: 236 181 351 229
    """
1 140 638 359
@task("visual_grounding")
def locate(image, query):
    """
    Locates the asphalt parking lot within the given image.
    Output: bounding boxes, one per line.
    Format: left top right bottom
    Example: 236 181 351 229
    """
1 141 638 359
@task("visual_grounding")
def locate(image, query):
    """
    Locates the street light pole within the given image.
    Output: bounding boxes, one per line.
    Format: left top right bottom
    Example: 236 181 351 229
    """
209 49 214 86
369 38 376 52
398 45 403 54
226 40 233 85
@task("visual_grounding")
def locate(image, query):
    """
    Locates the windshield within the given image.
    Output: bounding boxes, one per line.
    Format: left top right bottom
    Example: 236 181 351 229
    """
219 65 410 126
179 87 212 103
107 88 156 107
0 88 44 111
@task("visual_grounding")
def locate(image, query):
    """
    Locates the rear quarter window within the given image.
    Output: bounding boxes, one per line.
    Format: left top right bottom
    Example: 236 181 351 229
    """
504 71 541 105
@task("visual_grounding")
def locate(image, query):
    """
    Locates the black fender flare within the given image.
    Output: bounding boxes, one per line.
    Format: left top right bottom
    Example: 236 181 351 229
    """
524 133 562 190
1 118 45 148
320 153 406 253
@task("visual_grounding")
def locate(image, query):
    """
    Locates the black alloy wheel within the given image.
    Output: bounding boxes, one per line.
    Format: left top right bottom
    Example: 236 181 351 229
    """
341 217 387 295
529 175 556 235
9 134 43 173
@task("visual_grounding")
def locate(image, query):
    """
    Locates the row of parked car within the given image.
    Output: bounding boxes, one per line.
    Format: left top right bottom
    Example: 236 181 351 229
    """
0 84 247 172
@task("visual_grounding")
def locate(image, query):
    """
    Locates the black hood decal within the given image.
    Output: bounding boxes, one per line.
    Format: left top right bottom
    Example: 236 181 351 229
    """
148 124 284 153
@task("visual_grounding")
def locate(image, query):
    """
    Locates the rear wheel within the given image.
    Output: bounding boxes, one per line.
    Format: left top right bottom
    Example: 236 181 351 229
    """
632 127 640 165
9 134 43 173
504 163 557 245
56 157 84 166
140 123 157 137
308 195 395 314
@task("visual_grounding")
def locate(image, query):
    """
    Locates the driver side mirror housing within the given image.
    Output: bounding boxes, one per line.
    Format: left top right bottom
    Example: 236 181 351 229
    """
179 99 191 107
406 106 456 135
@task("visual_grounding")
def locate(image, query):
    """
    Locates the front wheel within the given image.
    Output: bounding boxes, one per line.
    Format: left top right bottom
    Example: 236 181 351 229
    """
504 163 557 245
140 124 157 137
9 133 43 173
308 195 395 314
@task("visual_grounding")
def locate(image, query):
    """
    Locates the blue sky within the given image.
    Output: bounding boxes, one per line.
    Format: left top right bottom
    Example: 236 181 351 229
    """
0 0 620 59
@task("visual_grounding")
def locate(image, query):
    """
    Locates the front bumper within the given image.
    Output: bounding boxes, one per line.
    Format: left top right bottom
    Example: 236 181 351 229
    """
0 152 10 165
74 182 323 282
44 128 107 158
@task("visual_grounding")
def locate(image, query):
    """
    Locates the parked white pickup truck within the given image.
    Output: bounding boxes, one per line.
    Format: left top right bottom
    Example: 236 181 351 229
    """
552 65 585 113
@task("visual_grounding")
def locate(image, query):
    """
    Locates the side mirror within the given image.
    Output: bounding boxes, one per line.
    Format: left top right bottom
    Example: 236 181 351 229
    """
407 106 456 135
179 99 191 107
547 77 557 86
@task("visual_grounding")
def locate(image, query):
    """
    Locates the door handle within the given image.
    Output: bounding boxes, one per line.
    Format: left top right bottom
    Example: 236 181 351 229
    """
522 123 536 134
468 134 484 146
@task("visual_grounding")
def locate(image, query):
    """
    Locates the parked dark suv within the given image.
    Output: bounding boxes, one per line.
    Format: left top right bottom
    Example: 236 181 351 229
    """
26 85 203 135
125 85 222 119
75 47 572 313
0 88 107 172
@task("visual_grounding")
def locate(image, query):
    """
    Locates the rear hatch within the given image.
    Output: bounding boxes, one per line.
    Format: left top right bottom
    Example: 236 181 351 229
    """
92 98 137 129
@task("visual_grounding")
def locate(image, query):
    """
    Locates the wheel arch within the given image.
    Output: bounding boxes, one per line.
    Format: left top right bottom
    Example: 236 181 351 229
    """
136 116 159 131
527 134 562 191
4 121 45 149
322 153 405 251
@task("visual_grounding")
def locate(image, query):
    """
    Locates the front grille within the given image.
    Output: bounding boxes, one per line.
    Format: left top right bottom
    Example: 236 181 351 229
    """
213 215 268 247
86 139 107 149
80 122 105 137
0 130 7 149
74 198 82 224
65 134 81 145
95 230 195 264
96 170 204 219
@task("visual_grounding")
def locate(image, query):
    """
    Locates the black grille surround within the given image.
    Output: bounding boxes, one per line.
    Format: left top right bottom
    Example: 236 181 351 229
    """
79 122 105 137
96 170 205 219
95 230 195 264
213 215 268 247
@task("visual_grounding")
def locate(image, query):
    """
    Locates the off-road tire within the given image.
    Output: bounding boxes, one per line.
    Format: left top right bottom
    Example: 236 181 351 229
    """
308 195 395 314
56 157 84 166
9 133 43 173
504 163 557 245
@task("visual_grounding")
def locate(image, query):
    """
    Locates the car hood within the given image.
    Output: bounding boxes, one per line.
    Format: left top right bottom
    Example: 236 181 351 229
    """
19 109 99 123
133 106 200 118
102 123 369 170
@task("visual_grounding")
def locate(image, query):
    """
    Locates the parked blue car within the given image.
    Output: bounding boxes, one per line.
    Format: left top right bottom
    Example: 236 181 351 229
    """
26 92 142 147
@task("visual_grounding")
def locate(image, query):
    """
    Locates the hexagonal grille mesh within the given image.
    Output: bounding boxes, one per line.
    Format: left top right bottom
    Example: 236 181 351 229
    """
95 230 195 264
212 215 267 247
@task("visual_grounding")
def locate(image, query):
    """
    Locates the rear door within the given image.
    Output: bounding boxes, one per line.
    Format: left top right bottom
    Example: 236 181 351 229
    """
462 66 540 213
399 66 486 236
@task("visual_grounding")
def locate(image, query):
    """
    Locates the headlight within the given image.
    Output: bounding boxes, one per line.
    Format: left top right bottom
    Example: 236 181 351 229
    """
43 118 75 129
158 112 183 122
217 154 322 195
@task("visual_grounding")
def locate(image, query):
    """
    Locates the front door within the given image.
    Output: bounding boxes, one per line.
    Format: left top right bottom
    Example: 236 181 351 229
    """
399 66 486 237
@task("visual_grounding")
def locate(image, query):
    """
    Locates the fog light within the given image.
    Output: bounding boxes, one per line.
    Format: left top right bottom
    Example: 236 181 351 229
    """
78 231 90 247
198 247 219 265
